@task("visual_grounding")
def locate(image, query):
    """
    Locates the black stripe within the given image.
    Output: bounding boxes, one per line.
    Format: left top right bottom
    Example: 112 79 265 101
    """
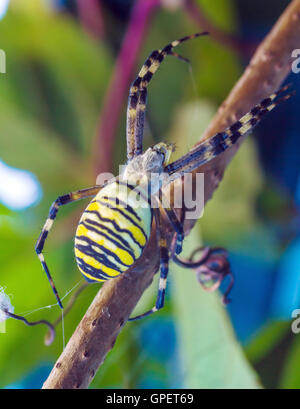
229 120 242 133
83 218 134 253
156 288 165 309
76 235 131 267
133 76 142 88
57 194 71 205
84 210 145 250
251 106 260 116
160 247 169 263
143 71 153 83
257 108 268 119
35 230 48 254
75 241 124 272
41 262 60 298
210 132 226 147
100 196 142 221
164 144 207 174
129 93 138 108
164 209 183 234
49 205 58 220
81 221 136 261
230 132 240 144
261 96 272 107
163 44 172 54
211 142 227 155
157 52 164 63
76 257 113 281
95 199 148 241
150 50 160 60
116 179 154 205
249 117 258 127
139 88 147 105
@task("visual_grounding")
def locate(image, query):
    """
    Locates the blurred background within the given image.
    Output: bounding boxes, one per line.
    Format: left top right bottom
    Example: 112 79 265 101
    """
0 0 299 389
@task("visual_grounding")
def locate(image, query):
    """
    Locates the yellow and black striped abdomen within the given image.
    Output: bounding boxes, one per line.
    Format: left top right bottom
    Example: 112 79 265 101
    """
74 181 152 282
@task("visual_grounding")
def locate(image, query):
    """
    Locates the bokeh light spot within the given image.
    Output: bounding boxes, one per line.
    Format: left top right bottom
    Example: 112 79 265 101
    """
0 160 42 211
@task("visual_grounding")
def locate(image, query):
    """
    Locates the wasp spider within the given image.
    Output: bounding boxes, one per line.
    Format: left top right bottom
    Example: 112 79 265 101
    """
35 32 293 320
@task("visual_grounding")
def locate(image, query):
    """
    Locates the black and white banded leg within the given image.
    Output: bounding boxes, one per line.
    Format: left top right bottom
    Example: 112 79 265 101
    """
128 208 170 321
35 185 102 309
126 32 209 161
164 84 294 177
159 190 184 255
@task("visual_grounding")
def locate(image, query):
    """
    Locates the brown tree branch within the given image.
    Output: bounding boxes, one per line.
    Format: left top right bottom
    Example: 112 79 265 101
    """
42 0 300 389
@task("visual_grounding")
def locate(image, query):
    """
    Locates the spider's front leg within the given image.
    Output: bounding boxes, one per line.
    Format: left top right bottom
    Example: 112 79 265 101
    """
165 84 294 177
126 32 209 161
35 185 102 309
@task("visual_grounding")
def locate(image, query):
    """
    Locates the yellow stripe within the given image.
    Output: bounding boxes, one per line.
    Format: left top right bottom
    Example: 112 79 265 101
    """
76 224 135 266
86 202 147 246
267 103 276 111
240 112 253 124
78 268 105 283
74 247 121 278
239 122 252 135
149 60 160 74
100 196 141 224
204 151 215 161
81 212 142 259
138 64 149 77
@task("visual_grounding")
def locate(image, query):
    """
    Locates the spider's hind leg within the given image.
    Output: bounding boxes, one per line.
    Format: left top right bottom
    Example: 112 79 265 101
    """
128 208 170 321
159 189 185 255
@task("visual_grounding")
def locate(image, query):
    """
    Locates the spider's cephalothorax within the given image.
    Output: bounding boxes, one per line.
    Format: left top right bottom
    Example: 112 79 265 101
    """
35 32 293 319
122 142 174 188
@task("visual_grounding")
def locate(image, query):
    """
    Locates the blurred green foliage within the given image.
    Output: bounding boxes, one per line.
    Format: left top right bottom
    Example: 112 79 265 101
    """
0 0 298 389
172 226 261 388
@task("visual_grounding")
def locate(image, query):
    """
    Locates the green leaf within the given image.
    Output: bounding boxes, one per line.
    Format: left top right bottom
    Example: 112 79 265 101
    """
279 335 300 388
245 321 290 364
172 225 261 388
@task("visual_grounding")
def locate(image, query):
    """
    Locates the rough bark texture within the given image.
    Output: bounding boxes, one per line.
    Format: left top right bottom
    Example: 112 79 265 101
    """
43 0 300 389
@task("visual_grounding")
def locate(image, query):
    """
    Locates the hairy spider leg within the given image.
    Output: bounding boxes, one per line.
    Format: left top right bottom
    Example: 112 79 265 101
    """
128 206 169 321
126 32 209 161
165 84 294 177
35 186 102 309
129 186 186 320
159 189 184 255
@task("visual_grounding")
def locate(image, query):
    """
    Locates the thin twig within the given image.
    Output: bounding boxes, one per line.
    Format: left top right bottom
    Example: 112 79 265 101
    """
4 310 55 346
43 0 300 389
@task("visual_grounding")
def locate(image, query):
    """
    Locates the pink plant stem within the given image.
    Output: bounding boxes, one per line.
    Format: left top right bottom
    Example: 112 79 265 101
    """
77 0 105 40
92 0 161 177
